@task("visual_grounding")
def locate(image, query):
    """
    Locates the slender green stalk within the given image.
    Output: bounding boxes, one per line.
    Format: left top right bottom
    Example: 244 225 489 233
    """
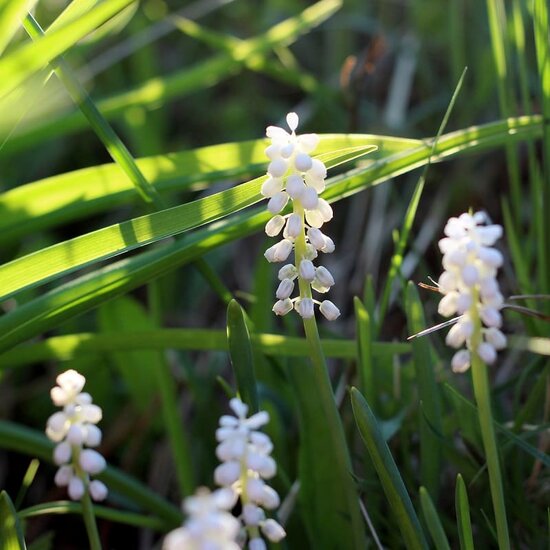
469 289 510 549
81 491 102 550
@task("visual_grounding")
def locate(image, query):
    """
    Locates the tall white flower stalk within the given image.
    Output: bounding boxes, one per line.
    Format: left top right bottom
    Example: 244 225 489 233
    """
163 487 241 550
45 369 107 502
214 398 286 550
437 211 507 373
262 112 340 321
437 211 510 548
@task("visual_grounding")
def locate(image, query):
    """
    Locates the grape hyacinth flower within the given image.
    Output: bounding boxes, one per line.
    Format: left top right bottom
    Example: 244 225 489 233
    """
262 112 340 321
45 369 107 501
437 212 507 373
214 398 286 549
163 487 241 550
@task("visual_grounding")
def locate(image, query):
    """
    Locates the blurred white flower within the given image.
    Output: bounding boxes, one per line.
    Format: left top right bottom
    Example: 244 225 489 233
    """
437 212 507 372
45 369 107 501
215 398 286 547
163 487 240 550
261 112 339 320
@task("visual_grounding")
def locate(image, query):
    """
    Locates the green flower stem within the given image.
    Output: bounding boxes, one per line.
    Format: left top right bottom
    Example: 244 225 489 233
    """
292 202 363 546
469 290 510 549
72 446 102 550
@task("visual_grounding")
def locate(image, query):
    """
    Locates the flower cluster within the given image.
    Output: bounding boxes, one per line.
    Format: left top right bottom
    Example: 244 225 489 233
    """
45 370 107 501
214 398 286 550
163 487 241 550
262 112 340 321
437 212 507 373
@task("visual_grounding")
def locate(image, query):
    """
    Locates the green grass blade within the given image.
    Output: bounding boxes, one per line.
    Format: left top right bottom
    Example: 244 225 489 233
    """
0 0 38 54
0 331 408 368
0 420 182 526
0 0 136 101
0 135 407 244
455 474 475 550
0 491 27 550
0 146 374 301
419 487 451 550
354 296 376 405
3 0 341 151
18 501 166 531
227 300 259 413
351 387 428 549
405 282 443 499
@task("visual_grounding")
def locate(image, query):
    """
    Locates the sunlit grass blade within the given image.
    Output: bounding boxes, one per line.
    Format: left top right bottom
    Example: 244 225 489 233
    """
227 300 259 412
0 135 409 244
2 0 341 151
419 487 450 550
405 282 442 499
351 387 428 549
0 0 136 101
0 146 373 301
455 474 474 550
0 420 182 526
0 491 26 550
0 0 38 54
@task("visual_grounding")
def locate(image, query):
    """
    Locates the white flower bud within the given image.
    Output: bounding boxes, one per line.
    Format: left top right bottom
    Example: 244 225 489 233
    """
438 292 458 317
259 485 280 509
478 246 503 268
275 278 294 300
264 144 280 160
278 264 297 280
477 342 497 364
298 133 320 152
285 213 302 237
89 480 108 501
321 236 335 253
249 538 267 550
477 225 502 245
438 271 457 293
267 191 289 214
296 298 315 319
286 112 299 131
214 461 241 486
268 159 287 178
68 476 85 500
54 465 73 487
307 227 326 250
264 239 293 263
272 299 293 316
303 243 318 260
265 215 286 237
53 442 72 465
445 248 467 267
445 320 472 348
261 519 286 542
305 208 324 228
451 350 471 373
461 265 479 286
299 260 316 281
280 143 294 158
47 412 68 439
85 424 102 447
56 370 86 396
315 266 335 287
456 292 472 314
311 280 330 294
300 187 319 210
261 176 283 197
479 307 502 328
243 503 265 526
485 327 507 350
319 300 340 320
66 424 85 446
480 277 499 298
79 449 106 475
294 153 312 172
317 198 333 222
286 174 305 199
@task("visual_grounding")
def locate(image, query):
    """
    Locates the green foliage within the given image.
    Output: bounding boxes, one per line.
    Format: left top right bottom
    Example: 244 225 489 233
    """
0 491 27 550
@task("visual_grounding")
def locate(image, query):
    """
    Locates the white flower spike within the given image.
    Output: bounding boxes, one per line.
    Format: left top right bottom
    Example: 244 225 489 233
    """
261 112 339 320
215 397 286 548
45 370 108 501
437 212 507 373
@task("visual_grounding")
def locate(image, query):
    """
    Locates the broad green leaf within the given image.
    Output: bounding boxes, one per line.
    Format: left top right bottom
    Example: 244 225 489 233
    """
0 0 38 54
227 300 258 412
405 282 442 498
351 387 428 550
0 420 181 526
0 0 136 101
0 491 26 550
0 330 409 368
0 145 375 301
455 474 474 550
0 135 409 244
419 487 451 550
287 361 365 549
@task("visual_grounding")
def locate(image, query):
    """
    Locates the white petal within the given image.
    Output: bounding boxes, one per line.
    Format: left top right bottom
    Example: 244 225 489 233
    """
319 300 340 320
272 298 293 316
286 112 299 131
